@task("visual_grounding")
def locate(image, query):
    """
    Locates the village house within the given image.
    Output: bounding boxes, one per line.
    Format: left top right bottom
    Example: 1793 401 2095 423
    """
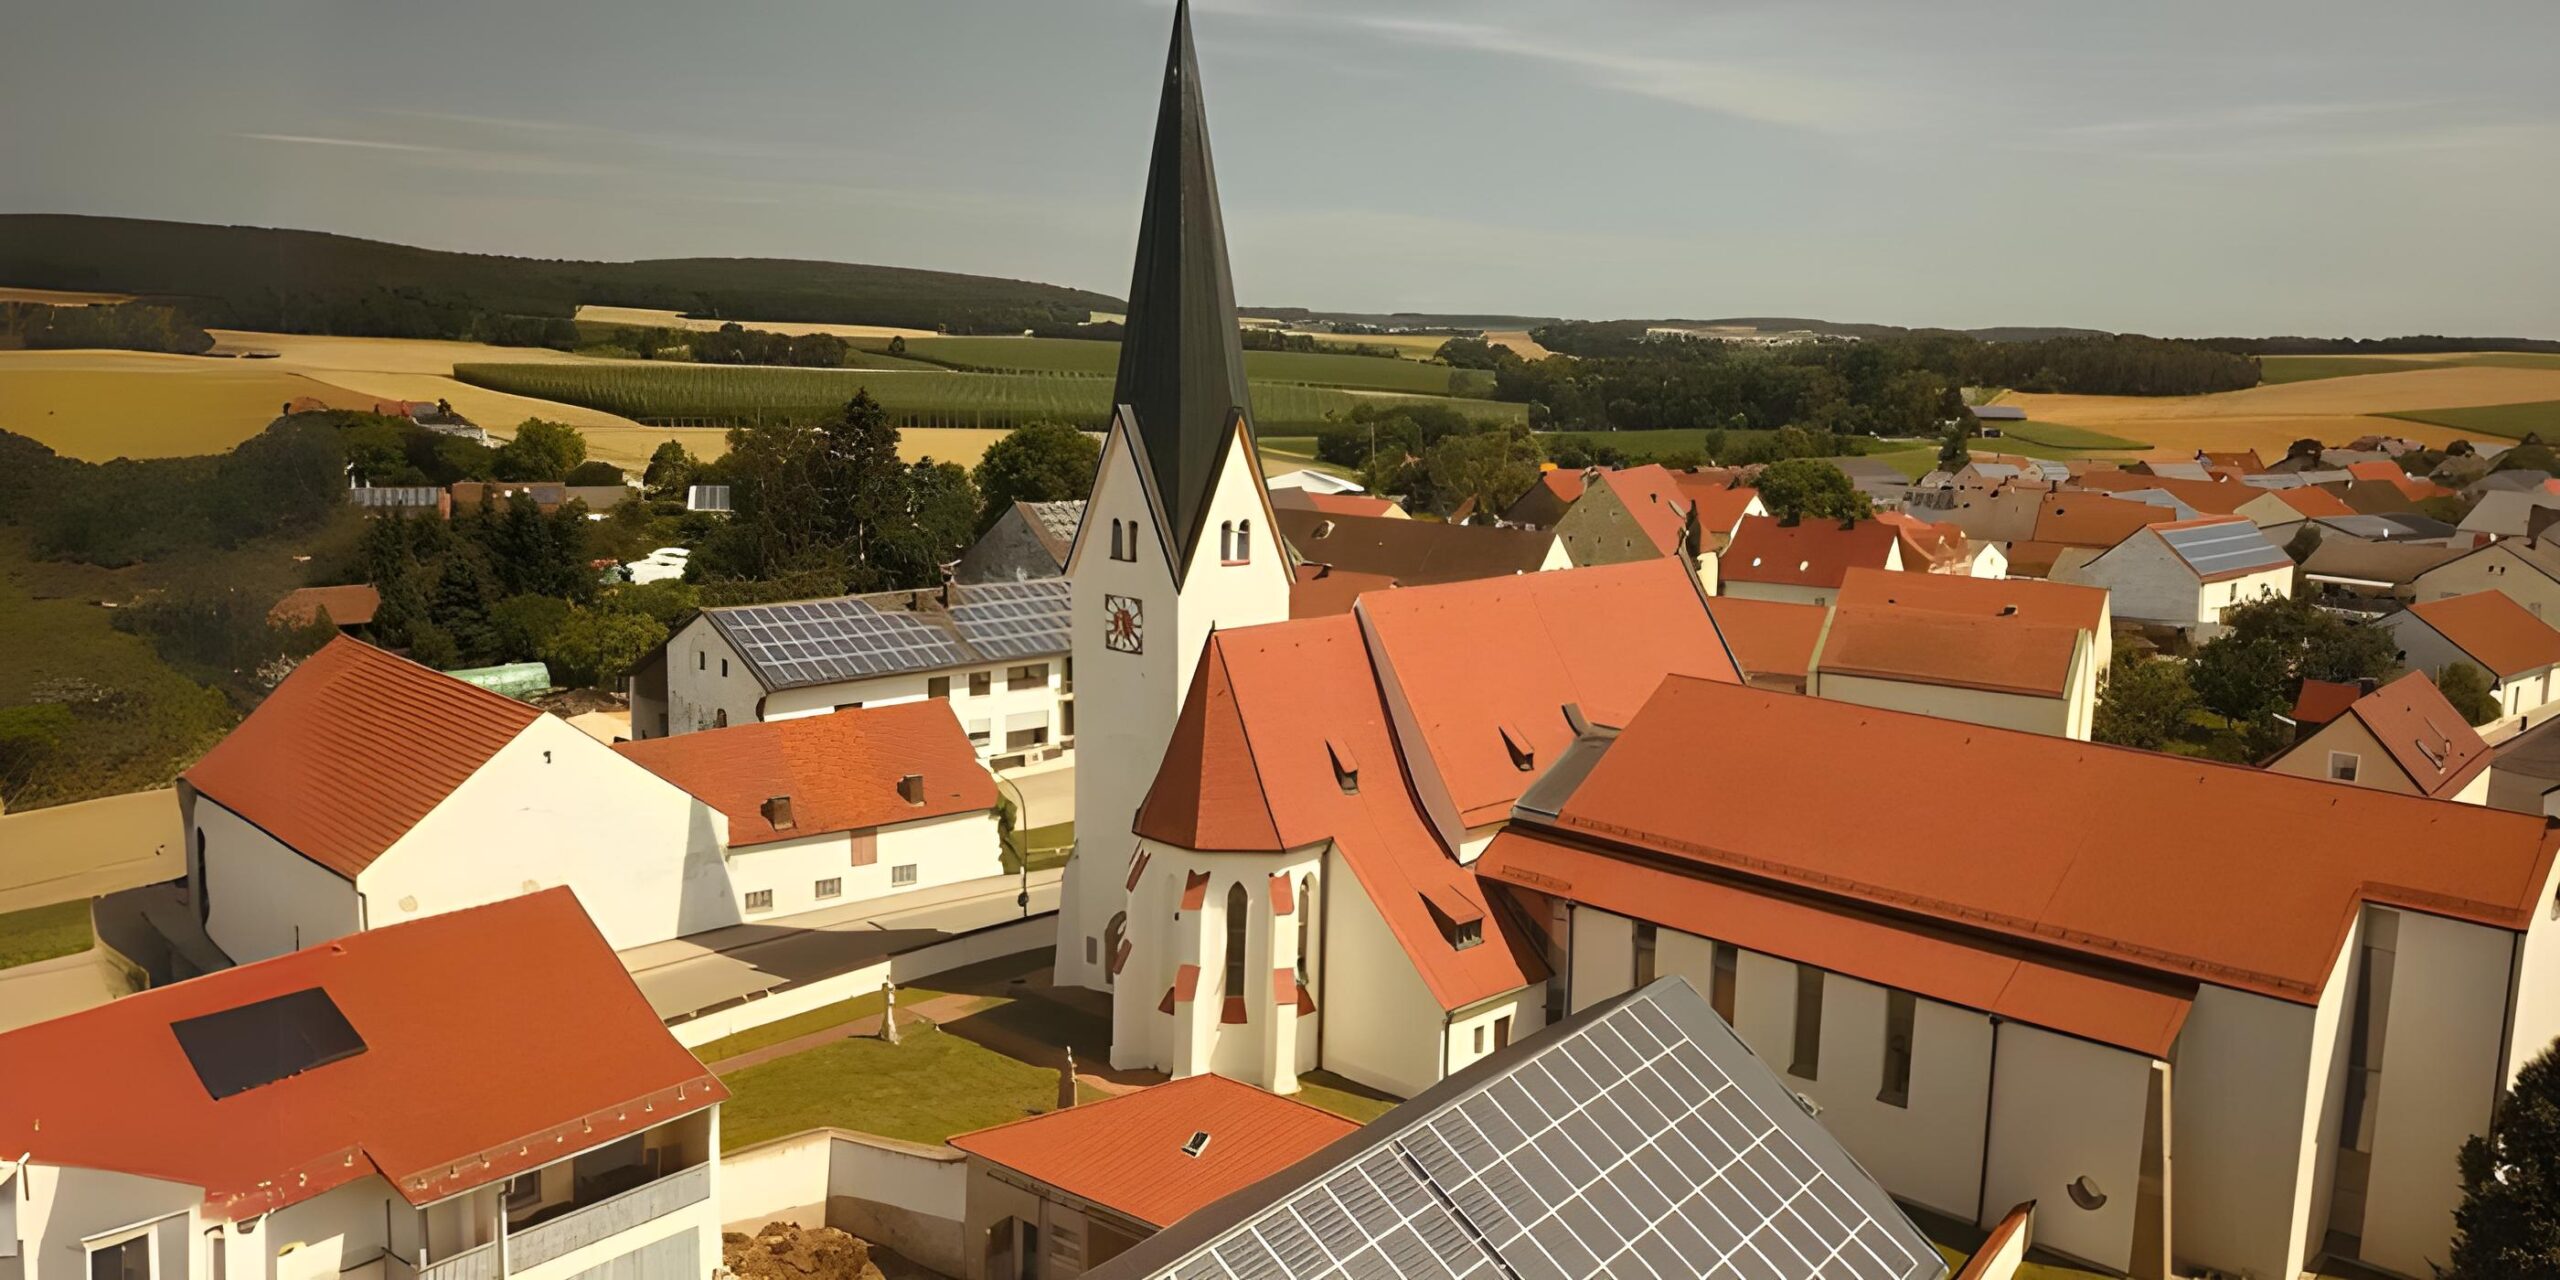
2264 672 2492 803
1876 510 2006 578
2235 483 2356 528
613 701 1002 920
956 499 1085 584
2298 539 2466 614
1911 482 2046 543
1501 465 1591 528
1804 568 2109 739
1550 464 1760 573
1263 468 1363 497
2057 516 2293 631
1268 487 1404 519
267 584 380 636
2413 535 2560 617
1479 675 2560 1279
630 579 1074 779
0 891 726 1280
1274 508 1565 588
948 1073 1356 1279
1719 515 1904 605
2379 590 2560 722
345 483 450 519
1703 596 1826 693
180 638 729 964
2453 491 2560 542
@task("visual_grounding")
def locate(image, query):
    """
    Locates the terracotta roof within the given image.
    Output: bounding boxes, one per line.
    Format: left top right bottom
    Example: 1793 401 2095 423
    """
1269 488 1397 519
1498 676 2560 1006
1722 516 1901 589
184 638 542 878
615 701 995 847
1591 464 1695 556
1274 508 1556 586
2348 460 2406 481
947 1074 1355 1229
2338 671 2493 799
0 890 721 1220
1288 562 1397 619
269 584 380 629
2269 486 2357 519
2200 450 2266 474
1815 608 2085 698
2032 492 2177 549
2403 592 2560 679
1832 566 2106 635
2071 469 2258 517
2291 679 2365 728
1702 597 1825 689
1998 539 2070 579
1874 511 1973 573
1133 616 1549 1009
1677 479 1762 539
1532 467 1588 507
1354 559 1738 826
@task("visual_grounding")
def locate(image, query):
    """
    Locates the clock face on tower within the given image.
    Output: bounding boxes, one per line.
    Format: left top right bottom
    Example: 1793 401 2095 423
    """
1104 595 1144 654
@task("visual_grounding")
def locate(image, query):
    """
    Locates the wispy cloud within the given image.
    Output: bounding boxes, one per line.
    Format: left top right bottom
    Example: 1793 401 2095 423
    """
237 133 446 153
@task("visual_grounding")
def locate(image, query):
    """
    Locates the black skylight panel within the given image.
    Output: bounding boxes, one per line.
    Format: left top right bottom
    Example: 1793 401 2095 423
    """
171 987 367 1100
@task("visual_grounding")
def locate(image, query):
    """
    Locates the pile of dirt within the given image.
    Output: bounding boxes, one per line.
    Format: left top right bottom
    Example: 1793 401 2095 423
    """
722 1222 885 1280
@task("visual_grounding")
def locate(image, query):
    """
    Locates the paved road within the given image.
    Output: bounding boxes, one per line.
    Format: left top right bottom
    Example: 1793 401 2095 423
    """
620 869 1063 1020
0 790 183 914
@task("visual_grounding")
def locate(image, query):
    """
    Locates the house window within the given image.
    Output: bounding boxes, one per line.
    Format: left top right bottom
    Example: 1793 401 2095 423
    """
1105 912 1128 987
697 651 705 670
1296 876 1313 983
721 658 730 677
1494 1015 1512 1050
1451 918 1483 949
891 864 918 887
967 720 991 749
744 889 773 913
1222 520 1252 564
815 878 842 900
2330 751 2361 783
89 1235 150 1280
1007 722 1051 751
928 676 951 699
1633 921 1658 986
1063 700 1076 739
505 1173 542 1213
1111 520 1124 561
1008 663 1049 690
1220 520 1234 561
969 671 992 697
1789 966 1825 1080
1879 990 1916 1108
1111 519 1138 563
1224 883 1250 1013
1711 942 1739 1024
1473 1025 1487 1054
714 708 728 728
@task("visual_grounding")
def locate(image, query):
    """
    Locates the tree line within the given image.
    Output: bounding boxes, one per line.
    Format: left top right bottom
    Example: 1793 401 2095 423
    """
0 301 214 355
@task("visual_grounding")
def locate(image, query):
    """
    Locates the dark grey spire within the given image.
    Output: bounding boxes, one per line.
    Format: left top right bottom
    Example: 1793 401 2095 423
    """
1112 0 1253 561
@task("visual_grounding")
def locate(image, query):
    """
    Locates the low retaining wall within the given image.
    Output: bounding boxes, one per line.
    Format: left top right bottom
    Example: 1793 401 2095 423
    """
721 1130 969 1279
671 913 1053 1049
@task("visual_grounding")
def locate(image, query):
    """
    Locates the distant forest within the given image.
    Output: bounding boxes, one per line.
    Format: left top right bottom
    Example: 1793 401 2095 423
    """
2201 335 2560 356
0 214 1119 344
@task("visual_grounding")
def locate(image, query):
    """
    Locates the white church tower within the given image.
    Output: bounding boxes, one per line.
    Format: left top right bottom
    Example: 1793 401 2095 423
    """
1056 0 1291 994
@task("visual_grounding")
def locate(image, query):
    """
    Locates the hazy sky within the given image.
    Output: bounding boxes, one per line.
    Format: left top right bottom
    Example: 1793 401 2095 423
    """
6 1 2558 337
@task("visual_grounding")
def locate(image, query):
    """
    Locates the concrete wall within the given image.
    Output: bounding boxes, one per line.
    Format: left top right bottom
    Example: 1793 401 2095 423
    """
1554 485 1661 568
2269 717 2423 797
955 509 1065 585
2169 980 2322 1278
662 618 764 736
8 1163 201 1280
669 914 1055 1048
196 795 360 963
719 1130 968 1280
2506 856 2560 1086
1444 987 1546 1080
1981 1024 2150 1274
364 716 731 951
2069 534 2290 627
1568 907 1636 1014
1721 580 1848 608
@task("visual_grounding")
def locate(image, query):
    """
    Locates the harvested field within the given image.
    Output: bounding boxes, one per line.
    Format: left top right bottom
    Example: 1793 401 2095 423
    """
2014 365 2560 422
1483 329 1556 360
890 335 1473 394
0 350 373 459
574 304 935 341
0 286 135 306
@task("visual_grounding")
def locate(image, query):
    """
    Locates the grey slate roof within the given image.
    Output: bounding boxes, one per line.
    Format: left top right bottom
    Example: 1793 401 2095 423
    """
1089 977 1945 1280
1113 0 1253 572
701 578 1070 691
1023 499 1087 563
2460 489 2560 538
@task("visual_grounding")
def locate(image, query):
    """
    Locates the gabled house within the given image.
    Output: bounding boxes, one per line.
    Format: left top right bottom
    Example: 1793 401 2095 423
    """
2413 535 2560 618
1550 464 1761 591
2380 591 2560 721
2298 538 2466 613
0 891 726 1280
1877 510 2004 577
1275 507 1565 586
1268 487 1403 519
2236 484 2355 528
181 638 725 964
2459 488 2560 541
614 701 1001 919
1720 516 1904 605
1502 465 1590 527
2058 516 2293 630
1703 596 1827 693
956 499 1086 583
2030 491 2177 552
2266 671 2492 803
1810 605 2094 738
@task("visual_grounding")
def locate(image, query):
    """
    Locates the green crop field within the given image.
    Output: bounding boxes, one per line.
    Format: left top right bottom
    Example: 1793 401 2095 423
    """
1536 428 1895 464
881 336 1477 395
1996 420 2150 450
2384 400 2560 440
2257 356 2451 384
452 362 1526 432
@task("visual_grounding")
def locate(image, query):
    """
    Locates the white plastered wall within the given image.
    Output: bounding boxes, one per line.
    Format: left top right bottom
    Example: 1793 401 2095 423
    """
2359 910 2513 1278
2167 982 2322 1279
9 1163 202 1280
196 795 362 964
663 618 764 734
1319 855 1448 1099
1980 1024 2152 1274
1810 673 2072 738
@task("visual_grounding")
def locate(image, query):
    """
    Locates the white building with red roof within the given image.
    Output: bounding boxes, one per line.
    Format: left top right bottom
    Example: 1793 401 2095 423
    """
2266 671 2494 803
0 891 725 1280
1720 516 1906 606
2056 515 2294 630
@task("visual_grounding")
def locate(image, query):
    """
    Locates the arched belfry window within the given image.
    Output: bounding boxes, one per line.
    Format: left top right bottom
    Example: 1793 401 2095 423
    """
1110 519 1125 561
1224 882 1249 1012
1219 520 1235 561
1236 519 1252 563
1296 876 1312 983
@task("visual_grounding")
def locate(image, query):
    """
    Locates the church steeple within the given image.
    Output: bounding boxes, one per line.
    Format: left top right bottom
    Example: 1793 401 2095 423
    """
1112 0 1253 564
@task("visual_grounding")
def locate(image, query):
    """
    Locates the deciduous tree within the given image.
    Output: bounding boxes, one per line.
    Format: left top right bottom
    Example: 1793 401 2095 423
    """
2441 662 2503 726
971 421 1099 531
2092 653 2197 751
2445 1037 2560 1278
491 419 588 481
1754 458 1873 524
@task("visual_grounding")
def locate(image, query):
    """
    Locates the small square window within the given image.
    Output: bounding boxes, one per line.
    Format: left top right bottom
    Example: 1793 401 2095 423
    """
505 1173 541 1213
928 676 951 699
969 671 992 697
744 889 773 913
2330 752 2361 783
967 721 992 748
1472 1025 1486 1054
815 878 842 900
891 864 918 887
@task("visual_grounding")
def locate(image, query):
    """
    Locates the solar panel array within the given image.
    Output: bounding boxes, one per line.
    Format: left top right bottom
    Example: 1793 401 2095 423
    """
1143 988 1941 1280
2160 521 2290 578
710 599 970 688
950 579 1074 661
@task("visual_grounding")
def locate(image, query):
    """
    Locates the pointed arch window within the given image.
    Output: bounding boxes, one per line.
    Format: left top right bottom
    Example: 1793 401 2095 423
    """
1224 882 1249 1021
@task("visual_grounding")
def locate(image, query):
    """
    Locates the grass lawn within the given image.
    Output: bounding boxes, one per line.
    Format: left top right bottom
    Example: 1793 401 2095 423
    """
694 986 913 1064
2384 400 2560 441
1996 420 2150 450
1295 1070 1403 1124
1004 821 1073 875
0 900 93 971
717 1017 1101 1150
2258 355 2454 384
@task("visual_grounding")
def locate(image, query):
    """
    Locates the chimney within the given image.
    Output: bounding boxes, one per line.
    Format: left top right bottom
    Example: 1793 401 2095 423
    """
761 795 796 831
898 773 926 806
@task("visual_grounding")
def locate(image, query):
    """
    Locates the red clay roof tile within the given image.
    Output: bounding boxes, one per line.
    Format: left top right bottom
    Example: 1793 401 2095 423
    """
1815 608 2084 698
1702 597 1826 688
615 701 993 848
1722 517 1901 589
2405 591 2560 679
2340 671 2493 799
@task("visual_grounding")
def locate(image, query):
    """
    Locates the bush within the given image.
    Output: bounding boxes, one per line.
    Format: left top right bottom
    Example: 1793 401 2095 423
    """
538 607 667 688
490 594 573 661
2441 662 2503 725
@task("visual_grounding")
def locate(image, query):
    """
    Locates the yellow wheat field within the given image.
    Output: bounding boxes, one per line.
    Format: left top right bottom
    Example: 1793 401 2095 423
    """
573 305 938 342
0 351 375 460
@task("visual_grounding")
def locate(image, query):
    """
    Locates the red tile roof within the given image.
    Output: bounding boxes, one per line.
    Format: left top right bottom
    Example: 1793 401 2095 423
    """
1592 465 1695 557
947 1074 1355 1228
1500 676 2560 1005
1288 562 1398 619
1270 488 1397 519
1532 467 1588 507
2032 493 2178 548
615 701 995 847
1355 559 1738 826
2291 679 2365 729
1815 608 2085 698
0 890 720 1219
184 638 542 878
269 584 382 629
2270 486 2357 519
1702 597 1826 689
1875 511 1973 573
1676 477 1762 539
1832 566 2107 635
2337 672 2493 799
2348 460 2406 481
2405 591 2560 679
1722 516 1901 589
1134 616 1549 1009
2200 450 2267 475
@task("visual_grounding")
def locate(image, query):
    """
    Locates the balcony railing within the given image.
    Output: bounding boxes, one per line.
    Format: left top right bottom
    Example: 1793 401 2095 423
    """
507 1162 710 1274
418 1242 496 1280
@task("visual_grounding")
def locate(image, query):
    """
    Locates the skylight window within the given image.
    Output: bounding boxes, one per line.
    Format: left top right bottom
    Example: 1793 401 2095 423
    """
1182 1131 1213 1158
